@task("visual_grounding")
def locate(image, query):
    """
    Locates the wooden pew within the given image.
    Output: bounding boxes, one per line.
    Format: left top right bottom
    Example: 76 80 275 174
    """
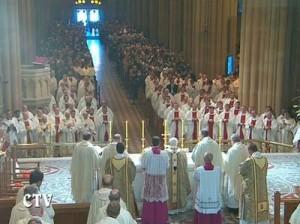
0 197 90 224
274 191 300 224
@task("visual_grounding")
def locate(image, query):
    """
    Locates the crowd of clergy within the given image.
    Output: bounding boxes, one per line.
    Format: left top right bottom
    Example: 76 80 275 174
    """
103 22 300 152
9 131 300 224
0 23 115 155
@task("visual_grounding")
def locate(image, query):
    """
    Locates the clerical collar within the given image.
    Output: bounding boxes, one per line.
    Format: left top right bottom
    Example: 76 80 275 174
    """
204 162 214 170
114 153 126 160
152 146 161 154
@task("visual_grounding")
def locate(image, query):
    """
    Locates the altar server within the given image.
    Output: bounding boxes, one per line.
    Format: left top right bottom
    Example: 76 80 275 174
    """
141 136 169 224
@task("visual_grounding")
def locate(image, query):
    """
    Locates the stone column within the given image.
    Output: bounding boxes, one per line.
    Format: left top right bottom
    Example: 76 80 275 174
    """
0 0 22 110
239 0 289 113
18 0 36 64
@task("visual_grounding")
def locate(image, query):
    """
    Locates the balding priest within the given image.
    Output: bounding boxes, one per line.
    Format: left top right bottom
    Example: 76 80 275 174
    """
239 143 269 224
87 175 126 224
192 129 223 169
224 134 249 210
96 201 121 224
166 137 191 211
96 189 136 224
141 136 169 224
71 131 100 203
105 143 138 218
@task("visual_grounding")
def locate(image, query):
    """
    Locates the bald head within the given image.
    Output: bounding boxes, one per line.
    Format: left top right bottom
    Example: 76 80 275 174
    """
102 174 113 188
113 134 122 143
201 129 209 138
231 133 241 143
109 189 121 202
204 152 213 163
106 201 120 219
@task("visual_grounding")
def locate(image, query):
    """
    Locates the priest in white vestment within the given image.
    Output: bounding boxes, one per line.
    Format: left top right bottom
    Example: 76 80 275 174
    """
95 106 113 143
246 109 263 141
235 106 250 140
263 112 278 142
289 204 300 224
185 104 201 141
77 95 98 112
201 106 219 140
96 202 121 224
10 186 51 224
192 129 223 169
36 115 54 144
15 169 55 224
224 134 249 209
77 77 95 100
174 87 189 106
95 189 136 224
87 175 126 224
277 111 295 151
77 111 96 140
58 93 75 112
166 103 185 139
71 132 100 203
293 125 300 152
99 134 123 176
49 107 63 143
219 104 235 144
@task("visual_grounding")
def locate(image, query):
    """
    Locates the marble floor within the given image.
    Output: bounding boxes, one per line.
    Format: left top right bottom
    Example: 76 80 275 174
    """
19 153 300 223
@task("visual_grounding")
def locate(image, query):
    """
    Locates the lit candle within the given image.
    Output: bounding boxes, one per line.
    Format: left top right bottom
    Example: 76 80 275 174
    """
142 120 145 139
164 120 167 146
181 120 184 148
141 120 145 150
219 120 222 148
125 120 128 149
109 121 112 143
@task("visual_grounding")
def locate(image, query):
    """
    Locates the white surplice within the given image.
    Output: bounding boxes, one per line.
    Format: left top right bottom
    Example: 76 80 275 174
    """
96 204 136 224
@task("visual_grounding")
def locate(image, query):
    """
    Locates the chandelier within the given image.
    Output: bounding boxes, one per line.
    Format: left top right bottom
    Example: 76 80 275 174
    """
75 0 101 5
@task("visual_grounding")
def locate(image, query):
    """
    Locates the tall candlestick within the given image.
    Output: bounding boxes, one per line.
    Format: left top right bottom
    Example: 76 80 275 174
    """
141 120 145 150
109 121 112 143
164 120 167 146
181 120 184 148
219 120 222 149
125 120 128 149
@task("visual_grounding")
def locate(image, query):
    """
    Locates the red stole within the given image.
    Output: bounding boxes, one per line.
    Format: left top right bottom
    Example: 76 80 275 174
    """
103 114 109 142
73 118 79 142
204 106 209 114
180 94 185 102
192 111 198 140
229 100 234 108
248 119 256 140
234 108 240 116
174 111 180 139
239 114 246 140
223 112 229 140
24 120 31 144
208 114 214 138
152 146 161 154
265 119 272 141
55 116 60 143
